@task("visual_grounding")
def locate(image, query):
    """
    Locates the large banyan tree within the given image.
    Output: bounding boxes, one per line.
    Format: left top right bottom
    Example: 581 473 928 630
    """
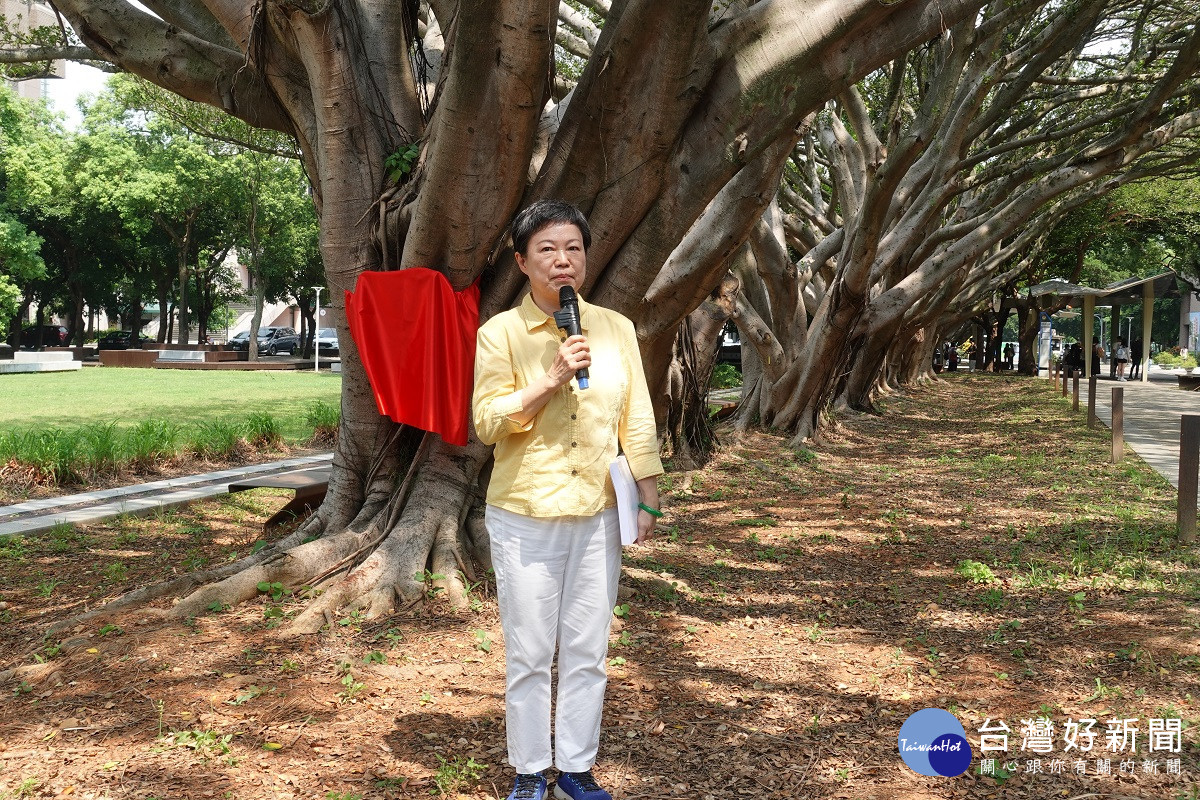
691 0 1200 442
2 0 1005 629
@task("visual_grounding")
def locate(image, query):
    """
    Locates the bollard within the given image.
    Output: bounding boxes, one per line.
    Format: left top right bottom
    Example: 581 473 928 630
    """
1073 375 1079 412
1062 367 1069 397
1180 415 1200 543
1111 386 1123 463
1087 376 1097 429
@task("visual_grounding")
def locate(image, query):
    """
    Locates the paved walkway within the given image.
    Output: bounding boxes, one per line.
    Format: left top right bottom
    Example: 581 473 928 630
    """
1075 366 1199 489
0 453 333 537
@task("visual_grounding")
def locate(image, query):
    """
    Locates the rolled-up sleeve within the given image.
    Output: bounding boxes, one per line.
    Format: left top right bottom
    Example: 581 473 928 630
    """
472 320 532 445
617 319 664 481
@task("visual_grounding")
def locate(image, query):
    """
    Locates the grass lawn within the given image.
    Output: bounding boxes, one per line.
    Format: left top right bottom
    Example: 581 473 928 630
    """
0 367 341 440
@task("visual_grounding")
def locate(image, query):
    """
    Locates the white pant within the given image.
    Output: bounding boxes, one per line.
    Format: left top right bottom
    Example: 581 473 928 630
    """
486 505 621 774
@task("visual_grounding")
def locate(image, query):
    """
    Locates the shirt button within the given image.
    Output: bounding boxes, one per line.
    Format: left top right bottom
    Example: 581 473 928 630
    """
571 469 578 475
570 414 577 420
571 441 577 447
560 337 566 343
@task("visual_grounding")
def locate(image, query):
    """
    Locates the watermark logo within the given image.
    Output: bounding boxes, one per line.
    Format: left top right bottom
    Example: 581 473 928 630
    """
898 708 973 777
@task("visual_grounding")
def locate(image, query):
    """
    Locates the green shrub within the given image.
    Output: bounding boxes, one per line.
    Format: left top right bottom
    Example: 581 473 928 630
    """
955 559 997 584
193 420 242 459
81 422 121 473
0 428 80 484
245 412 282 447
305 400 340 442
710 363 742 389
126 419 182 467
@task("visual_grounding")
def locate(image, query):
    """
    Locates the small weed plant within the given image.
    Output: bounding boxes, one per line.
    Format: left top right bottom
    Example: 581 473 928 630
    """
955 559 996 584
433 755 487 795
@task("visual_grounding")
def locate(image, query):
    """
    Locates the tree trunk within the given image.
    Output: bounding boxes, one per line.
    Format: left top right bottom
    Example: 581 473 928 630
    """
176 249 190 345
155 282 169 343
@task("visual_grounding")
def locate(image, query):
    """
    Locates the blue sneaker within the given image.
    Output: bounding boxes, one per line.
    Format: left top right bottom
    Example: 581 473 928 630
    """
508 773 547 800
554 771 612 800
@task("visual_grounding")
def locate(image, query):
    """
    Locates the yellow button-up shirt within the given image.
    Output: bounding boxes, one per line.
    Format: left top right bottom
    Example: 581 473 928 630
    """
472 292 663 518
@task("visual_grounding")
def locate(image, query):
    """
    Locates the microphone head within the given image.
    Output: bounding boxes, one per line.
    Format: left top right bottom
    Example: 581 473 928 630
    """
558 285 577 306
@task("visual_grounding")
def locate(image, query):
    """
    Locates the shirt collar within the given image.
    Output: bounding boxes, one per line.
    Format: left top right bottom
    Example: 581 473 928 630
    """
519 291 592 333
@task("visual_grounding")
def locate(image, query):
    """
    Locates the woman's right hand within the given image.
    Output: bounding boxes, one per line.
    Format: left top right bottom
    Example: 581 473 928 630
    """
548 334 591 387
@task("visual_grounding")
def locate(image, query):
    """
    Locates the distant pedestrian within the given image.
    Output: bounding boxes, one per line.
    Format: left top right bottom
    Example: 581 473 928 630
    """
1130 339 1143 380
1003 343 1015 371
1114 337 1130 381
1064 343 1084 377
1092 341 1105 377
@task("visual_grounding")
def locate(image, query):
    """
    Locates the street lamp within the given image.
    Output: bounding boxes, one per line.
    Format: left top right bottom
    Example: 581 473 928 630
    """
311 286 322 373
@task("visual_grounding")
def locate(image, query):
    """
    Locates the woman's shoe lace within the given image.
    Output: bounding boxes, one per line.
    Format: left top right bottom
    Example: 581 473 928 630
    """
513 773 543 799
569 772 602 791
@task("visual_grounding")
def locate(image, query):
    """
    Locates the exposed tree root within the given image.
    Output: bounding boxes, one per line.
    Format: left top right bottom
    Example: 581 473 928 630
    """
46 510 330 636
37 437 492 644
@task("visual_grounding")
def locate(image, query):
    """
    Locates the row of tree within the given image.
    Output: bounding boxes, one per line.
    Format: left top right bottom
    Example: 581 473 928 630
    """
2 0 1197 627
0 76 321 354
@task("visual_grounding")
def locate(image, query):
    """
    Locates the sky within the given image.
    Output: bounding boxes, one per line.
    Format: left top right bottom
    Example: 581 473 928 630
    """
43 60 110 129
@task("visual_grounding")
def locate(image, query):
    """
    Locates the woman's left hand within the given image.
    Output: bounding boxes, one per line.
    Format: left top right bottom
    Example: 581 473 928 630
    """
635 508 657 544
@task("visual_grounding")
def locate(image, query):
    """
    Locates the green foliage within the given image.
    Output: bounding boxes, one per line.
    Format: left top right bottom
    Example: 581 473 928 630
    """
193 420 242 459
710 363 742 389
305 400 340 442
1152 350 1181 368
385 143 420 183
955 559 997 584
161 729 233 760
432 755 487 795
256 581 288 602
244 412 282 447
101 562 128 583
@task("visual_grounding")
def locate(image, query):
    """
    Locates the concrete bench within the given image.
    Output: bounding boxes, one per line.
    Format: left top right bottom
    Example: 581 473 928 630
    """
158 350 207 362
0 351 84 374
228 467 330 529
16 351 74 362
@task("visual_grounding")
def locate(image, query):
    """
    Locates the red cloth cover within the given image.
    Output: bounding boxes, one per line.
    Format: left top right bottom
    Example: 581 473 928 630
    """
345 268 480 446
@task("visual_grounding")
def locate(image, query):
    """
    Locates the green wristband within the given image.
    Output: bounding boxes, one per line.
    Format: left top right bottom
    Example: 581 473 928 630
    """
638 502 663 518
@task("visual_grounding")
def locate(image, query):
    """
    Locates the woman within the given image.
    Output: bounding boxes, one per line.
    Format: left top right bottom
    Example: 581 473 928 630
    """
1114 337 1130 381
472 200 663 800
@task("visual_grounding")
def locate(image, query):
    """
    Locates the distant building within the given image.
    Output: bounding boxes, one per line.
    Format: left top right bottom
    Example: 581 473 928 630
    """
1 0 67 103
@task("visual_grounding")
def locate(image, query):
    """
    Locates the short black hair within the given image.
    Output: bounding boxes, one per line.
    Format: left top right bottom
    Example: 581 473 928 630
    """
511 199 591 256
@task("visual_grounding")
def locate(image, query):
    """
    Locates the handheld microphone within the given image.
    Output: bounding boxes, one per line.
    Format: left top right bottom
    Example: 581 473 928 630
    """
553 286 589 390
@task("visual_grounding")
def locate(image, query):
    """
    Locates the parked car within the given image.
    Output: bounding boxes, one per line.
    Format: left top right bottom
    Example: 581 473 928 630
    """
316 327 339 356
20 324 68 349
97 330 152 350
228 326 300 355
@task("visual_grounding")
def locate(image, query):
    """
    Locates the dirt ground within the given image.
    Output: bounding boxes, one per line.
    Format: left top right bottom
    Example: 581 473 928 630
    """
0 375 1197 800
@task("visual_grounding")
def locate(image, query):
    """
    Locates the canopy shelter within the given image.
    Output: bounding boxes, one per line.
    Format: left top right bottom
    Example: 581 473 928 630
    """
1026 271 1188 381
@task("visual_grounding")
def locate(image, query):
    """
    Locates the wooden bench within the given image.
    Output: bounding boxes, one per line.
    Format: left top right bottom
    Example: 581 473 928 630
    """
228 467 330 529
1178 375 1200 391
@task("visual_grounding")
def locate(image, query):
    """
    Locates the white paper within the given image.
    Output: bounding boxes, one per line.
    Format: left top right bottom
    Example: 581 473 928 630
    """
609 455 640 546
